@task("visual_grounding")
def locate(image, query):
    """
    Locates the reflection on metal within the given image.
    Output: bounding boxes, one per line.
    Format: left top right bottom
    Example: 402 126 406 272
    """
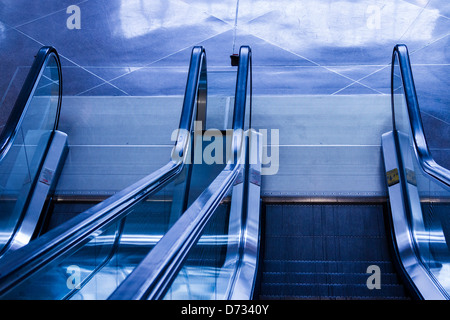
0 46 210 299
0 46 65 258
228 130 262 300
0 47 62 162
382 44 450 300
196 53 207 130
382 132 445 300
249 167 261 187
391 45 450 188
5 131 68 254
405 168 417 186
108 46 255 300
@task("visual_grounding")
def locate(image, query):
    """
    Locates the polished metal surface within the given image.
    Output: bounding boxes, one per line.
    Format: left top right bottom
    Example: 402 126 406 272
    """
0 1 448 178
0 47 62 161
159 130 261 300
53 95 234 196
0 46 209 298
0 1 447 301
391 45 450 188
0 47 64 257
228 130 262 300
382 44 450 299
108 46 254 300
5 130 68 254
382 131 445 299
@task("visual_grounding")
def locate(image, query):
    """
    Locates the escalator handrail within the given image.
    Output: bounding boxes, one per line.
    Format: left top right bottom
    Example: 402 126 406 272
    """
108 46 252 300
0 46 62 162
0 46 207 295
392 44 450 188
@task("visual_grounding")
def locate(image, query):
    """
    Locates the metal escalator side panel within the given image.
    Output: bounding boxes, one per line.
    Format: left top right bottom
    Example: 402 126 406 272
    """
107 46 255 300
160 129 262 300
4 130 68 254
382 44 450 299
392 44 450 189
0 47 62 160
382 131 445 300
227 130 262 300
0 46 209 299
0 47 63 256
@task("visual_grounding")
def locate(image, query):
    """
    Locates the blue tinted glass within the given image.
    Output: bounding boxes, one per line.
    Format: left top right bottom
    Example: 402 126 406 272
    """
0 55 60 254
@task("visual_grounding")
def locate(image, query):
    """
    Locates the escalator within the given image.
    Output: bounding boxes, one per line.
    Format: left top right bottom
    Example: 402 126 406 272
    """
97 44 450 300
0 47 67 257
0 43 448 301
0 45 256 300
0 43 209 268
257 45 449 300
255 45 449 300
257 45 448 300
380 44 450 299
257 202 409 299
108 46 259 300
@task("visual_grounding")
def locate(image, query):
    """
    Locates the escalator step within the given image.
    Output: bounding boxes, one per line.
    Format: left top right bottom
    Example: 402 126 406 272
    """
262 270 402 285
258 204 410 300
262 260 398 274
259 283 408 299
264 235 392 261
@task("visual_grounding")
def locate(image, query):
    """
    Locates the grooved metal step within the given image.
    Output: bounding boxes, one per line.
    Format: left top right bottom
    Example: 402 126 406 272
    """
258 203 410 300
259 283 408 300
262 270 402 284
262 260 398 274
